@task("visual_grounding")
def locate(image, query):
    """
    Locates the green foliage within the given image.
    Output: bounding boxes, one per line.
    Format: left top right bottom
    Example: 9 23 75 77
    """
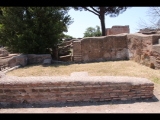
63 34 74 39
83 26 102 37
0 7 73 54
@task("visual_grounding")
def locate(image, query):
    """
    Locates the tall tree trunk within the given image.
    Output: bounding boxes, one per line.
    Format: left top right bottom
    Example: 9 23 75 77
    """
99 7 106 36
100 15 106 36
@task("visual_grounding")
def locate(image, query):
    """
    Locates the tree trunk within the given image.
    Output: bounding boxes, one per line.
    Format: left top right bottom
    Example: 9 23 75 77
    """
99 7 106 36
100 15 106 36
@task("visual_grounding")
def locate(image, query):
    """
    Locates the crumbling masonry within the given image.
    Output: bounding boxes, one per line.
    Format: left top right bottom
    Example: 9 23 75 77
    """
73 33 160 69
106 25 130 35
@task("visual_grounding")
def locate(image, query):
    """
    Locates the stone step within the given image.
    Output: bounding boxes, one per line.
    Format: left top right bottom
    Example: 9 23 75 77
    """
74 57 81 58
74 56 81 57
73 53 81 54
0 54 19 59
59 54 72 58
74 55 81 57
74 59 81 61
74 54 82 56
74 57 81 60
59 55 72 62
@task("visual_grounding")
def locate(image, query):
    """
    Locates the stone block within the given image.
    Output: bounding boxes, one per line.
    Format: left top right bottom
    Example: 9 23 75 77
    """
15 55 28 66
43 59 51 65
27 54 51 64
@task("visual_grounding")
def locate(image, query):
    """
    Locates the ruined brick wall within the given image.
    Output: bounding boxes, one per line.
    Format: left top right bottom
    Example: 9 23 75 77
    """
73 33 160 69
127 34 160 69
127 34 152 64
73 40 82 62
0 74 154 104
74 35 128 63
106 25 130 36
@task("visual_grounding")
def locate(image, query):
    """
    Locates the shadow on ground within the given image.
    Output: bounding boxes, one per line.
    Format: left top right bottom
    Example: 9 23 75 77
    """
43 60 130 67
20 60 130 69
0 95 159 109
19 62 74 69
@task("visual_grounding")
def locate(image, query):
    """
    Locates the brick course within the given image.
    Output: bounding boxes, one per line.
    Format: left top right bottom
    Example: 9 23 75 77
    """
0 73 154 104
106 25 130 36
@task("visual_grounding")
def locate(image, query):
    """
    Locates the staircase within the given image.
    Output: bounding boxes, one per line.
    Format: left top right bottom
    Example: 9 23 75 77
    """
57 40 73 62
73 53 82 62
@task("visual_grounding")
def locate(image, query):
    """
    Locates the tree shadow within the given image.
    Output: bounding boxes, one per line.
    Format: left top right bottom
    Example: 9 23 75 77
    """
44 61 75 68
42 59 130 68
0 95 159 109
14 59 131 69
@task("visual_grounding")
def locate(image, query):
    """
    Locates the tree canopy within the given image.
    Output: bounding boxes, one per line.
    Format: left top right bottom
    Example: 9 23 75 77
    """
63 34 74 39
73 7 128 36
0 7 73 54
83 25 101 37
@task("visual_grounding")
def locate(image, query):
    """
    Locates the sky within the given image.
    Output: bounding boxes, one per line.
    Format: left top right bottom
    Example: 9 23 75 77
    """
65 7 150 38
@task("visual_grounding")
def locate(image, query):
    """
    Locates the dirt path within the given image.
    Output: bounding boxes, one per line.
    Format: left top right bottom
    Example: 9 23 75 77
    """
0 84 160 113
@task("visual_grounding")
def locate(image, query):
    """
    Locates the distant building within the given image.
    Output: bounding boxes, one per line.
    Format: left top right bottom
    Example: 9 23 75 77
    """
106 25 130 36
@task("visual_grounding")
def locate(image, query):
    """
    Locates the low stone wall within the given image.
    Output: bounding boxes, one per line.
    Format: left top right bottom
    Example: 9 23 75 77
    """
0 72 154 104
73 35 128 63
27 54 51 64
73 33 160 69
7 54 51 67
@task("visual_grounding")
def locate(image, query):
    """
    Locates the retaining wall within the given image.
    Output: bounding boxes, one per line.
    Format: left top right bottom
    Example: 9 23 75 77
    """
73 35 128 62
73 33 160 69
7 54 51 67
0 72 154 104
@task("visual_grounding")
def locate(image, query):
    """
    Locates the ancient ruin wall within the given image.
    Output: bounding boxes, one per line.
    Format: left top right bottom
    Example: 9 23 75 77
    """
127 34 160 69
127 34 153 64
73 33 160 69
0 73 154 104
73 35 129 62
73 41 82 62
106 25 130 36
7 54 51 67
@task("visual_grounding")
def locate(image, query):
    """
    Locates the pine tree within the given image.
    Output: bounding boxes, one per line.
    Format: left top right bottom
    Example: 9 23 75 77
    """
73 7 128 36
0 7 73 54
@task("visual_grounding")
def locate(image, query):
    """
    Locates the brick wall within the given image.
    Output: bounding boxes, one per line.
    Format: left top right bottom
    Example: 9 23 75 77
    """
127 34 160 69
73 33 160 69
0 73 154 104
73 35 129 63
106 25 130 36
73 40 82 62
